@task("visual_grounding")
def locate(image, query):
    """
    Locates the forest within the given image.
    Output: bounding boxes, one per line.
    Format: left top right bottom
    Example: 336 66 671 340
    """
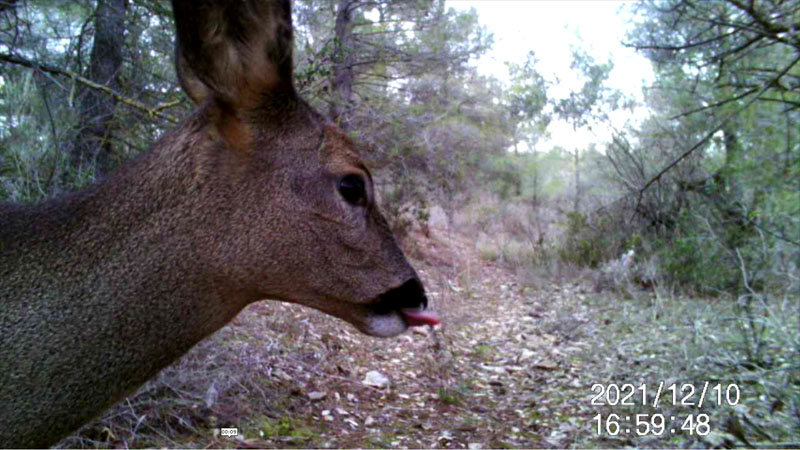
0 0 798 448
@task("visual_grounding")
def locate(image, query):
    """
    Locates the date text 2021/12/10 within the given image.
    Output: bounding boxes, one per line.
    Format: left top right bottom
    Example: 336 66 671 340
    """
590 382 740 408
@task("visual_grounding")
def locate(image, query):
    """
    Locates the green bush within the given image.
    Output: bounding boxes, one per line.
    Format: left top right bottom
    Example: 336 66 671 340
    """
558 212 612 268
652 210 761 295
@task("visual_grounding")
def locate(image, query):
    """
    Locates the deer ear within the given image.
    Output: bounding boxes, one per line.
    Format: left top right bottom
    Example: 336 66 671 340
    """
172 0 295 108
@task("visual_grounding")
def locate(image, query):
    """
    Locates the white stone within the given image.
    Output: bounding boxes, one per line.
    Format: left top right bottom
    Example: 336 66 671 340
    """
519 349 536 362
362 370 390 388
307 391 326 401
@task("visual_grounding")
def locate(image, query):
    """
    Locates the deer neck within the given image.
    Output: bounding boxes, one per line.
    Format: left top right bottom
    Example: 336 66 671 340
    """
0 113 255 446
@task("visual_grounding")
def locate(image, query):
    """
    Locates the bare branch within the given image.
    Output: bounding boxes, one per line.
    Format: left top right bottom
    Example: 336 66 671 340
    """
726 0 798 49
625 29 738 52
668 87 758 120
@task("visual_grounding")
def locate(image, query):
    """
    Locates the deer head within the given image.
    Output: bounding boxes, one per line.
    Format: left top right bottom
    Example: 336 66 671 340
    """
168 0 438 336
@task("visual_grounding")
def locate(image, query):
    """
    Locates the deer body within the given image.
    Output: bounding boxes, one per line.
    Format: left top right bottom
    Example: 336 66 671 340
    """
0 1 437 447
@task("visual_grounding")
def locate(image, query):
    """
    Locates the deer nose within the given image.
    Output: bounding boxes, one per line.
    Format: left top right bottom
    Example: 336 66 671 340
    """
377 278 428 313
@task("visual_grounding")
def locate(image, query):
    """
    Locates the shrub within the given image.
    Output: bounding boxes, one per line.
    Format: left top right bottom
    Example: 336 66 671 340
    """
558 212 610 268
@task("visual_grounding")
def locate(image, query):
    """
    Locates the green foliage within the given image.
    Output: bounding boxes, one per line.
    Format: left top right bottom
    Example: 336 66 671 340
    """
553 47 616 131
582 0 800 296
625 232 643 255
558 212 606 268
655 234 737 292
436 387 464 406
504 51 549 151
257 416 316 440
0 0 184 201
0 71 78 201
484 155 522 200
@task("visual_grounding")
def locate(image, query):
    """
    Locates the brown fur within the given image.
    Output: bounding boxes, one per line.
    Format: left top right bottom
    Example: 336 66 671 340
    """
0 1 426 447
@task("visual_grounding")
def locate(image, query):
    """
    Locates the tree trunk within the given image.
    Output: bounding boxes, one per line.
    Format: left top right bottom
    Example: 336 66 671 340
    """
70 0 126 177
573 147 581 213
722 126 742 199
329 0 356 127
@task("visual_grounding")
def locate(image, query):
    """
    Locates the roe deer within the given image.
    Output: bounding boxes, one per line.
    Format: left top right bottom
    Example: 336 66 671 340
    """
0 0 439 447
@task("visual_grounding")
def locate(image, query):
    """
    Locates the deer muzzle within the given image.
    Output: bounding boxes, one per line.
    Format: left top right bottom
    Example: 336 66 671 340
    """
373 278 440 329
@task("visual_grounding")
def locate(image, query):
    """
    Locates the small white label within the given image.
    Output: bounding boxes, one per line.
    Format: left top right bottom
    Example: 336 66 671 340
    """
220 427 238 437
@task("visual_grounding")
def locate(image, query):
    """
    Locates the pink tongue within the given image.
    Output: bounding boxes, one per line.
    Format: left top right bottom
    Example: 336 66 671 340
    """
401 309 441 327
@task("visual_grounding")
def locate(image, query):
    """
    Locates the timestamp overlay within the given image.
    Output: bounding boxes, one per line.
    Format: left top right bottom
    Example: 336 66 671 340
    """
588 382 741 438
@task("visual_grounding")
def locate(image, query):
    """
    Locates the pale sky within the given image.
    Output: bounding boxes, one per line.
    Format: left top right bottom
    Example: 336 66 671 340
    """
447 0 654 152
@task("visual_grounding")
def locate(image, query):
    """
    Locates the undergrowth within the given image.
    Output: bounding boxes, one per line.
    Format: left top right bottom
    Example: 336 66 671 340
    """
569 288 800 448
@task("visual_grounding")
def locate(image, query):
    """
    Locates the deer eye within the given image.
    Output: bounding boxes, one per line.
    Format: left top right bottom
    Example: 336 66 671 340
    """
338 174 367 206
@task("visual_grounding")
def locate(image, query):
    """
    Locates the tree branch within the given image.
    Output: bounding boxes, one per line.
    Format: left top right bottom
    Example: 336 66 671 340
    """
726 0 798 49
668 87 758 120
0 53 180 123
625 29 738 52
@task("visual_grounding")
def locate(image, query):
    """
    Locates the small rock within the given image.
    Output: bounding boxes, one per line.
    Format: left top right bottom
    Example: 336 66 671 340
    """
534 360 559 370
412 326 429 336
438 430 455 441
468 443 483 449
274 370 293 381
364 416 376 426
205 384 218 408
362 370 390 388
519 349 536 362
480 364 506 374
307 391 326 401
